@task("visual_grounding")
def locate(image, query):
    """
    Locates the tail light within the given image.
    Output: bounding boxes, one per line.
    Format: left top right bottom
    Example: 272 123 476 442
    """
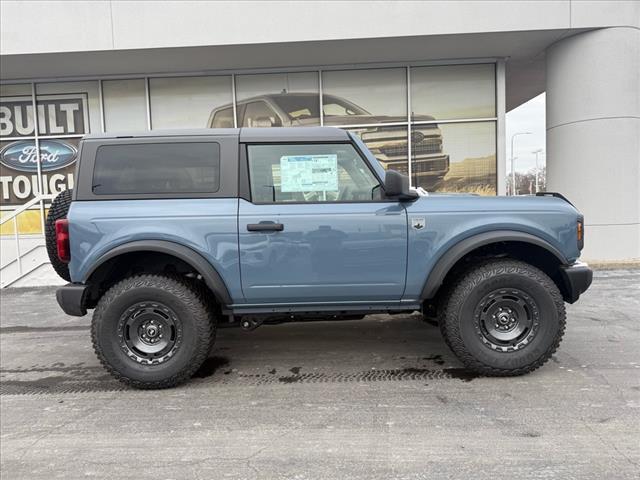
55 219 70 263
577 215 584 251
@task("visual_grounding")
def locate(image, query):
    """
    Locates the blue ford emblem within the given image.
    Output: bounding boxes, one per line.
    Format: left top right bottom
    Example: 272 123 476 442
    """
0 140 77 173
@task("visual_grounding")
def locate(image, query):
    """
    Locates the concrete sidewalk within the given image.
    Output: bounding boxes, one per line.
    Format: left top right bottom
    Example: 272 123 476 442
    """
1 269 639 479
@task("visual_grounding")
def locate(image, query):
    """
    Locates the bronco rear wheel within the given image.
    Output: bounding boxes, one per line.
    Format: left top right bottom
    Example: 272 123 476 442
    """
440 259 566 376
44 189 73 281
92 274 216 389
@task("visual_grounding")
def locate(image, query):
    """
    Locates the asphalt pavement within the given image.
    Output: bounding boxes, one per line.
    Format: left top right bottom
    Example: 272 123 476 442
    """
1 269 639 479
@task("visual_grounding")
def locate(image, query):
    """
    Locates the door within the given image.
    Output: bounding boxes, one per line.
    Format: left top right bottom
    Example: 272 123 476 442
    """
239 142 408 304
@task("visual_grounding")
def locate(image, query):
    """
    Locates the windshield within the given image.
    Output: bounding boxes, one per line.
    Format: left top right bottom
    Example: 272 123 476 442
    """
271 94 370 120
271 95 320 121
322 95 369 117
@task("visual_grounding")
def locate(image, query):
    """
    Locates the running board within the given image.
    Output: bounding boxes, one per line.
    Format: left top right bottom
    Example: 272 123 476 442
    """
225 301 421 316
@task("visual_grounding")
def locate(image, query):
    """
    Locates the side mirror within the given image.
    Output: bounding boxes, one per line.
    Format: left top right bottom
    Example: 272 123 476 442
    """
384 169 418 201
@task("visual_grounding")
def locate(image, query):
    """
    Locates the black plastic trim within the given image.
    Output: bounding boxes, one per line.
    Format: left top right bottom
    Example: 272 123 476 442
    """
56 283 89 317
420 230 569 300
84 240 232 305
238 143 251 202
75 136 239 201
247 222 284 232
536 191 575 208
559 261 593 304
228 302 421 315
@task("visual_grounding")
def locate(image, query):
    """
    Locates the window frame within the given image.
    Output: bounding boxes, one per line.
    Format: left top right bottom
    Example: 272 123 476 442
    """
75 135 238 201
241 141 392 205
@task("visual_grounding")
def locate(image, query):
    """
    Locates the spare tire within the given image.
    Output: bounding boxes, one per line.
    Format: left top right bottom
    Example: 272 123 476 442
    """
45 189 73 281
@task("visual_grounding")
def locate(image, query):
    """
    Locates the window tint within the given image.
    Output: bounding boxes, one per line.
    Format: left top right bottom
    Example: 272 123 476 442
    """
93 142 220 195
242 101 282 127
247 144 381 204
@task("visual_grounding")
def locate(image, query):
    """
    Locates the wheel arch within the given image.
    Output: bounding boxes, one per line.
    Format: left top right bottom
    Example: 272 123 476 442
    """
420 230 569 301
84 240 232 306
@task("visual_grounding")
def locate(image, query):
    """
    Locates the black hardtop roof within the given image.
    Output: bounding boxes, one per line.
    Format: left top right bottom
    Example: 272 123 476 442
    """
82 127 351 143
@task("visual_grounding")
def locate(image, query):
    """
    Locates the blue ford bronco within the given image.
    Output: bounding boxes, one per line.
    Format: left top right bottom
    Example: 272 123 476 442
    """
46 127 592 389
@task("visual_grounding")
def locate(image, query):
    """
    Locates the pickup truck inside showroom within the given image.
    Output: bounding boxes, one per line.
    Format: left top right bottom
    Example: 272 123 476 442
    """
47 127 592 389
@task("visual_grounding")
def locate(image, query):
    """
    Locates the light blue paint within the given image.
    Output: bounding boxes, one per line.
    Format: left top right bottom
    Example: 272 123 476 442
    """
238 199 407 303
68 193 581 308
402 194 580 299
66 128 583 309
67 198 243 302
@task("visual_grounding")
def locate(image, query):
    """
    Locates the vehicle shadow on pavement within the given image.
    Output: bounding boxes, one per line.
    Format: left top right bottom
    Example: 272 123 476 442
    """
194 315 477 386
0 315 476 395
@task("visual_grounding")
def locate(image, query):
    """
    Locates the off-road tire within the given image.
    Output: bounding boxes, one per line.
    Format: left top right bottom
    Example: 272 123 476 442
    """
44 189 73 281
439 259 565 376
92 274 216 389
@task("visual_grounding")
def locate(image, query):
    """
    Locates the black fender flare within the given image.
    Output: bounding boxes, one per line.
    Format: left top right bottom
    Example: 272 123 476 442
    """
84 240 232 306
420 230 568 300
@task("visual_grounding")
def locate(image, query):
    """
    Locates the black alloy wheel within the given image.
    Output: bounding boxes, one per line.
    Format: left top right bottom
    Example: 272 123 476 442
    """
439 259 566 376
92 274 216 389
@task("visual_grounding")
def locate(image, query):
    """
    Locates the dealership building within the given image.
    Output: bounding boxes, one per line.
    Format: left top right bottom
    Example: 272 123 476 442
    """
0 0 638 286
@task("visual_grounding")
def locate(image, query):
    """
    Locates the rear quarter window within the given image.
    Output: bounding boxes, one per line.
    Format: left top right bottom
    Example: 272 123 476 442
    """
92 142 220 195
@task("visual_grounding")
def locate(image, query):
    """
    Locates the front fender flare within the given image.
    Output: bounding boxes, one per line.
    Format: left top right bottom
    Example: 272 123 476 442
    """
83 240 232 306
420 230 568 300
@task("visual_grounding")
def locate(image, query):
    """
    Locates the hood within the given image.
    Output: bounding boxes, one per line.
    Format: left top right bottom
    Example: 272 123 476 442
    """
298 114 439 127
409 194 580 218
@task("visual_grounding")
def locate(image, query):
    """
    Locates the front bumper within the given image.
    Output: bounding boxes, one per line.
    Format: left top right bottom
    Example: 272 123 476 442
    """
412 154 450 177
56 283 89 316
559 261 593 304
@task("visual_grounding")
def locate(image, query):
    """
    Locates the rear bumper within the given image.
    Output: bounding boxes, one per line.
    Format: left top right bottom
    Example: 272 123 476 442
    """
56 283 89 316
559 261 593 304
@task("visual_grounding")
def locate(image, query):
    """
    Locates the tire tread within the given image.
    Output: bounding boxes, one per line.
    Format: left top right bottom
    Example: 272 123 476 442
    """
91 274 215 389
44 189 73 281
439 259 566 377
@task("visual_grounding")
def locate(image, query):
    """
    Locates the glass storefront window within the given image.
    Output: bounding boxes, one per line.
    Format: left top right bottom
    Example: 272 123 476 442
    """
411 121 496 194
1 82 97 233
1 84 34 140
150 76 232 129
102 79 147 132
347 125 409 175
234 72 319 127
0 61 499 213
411 64 495 121
322 68 407 125
36 81 101 135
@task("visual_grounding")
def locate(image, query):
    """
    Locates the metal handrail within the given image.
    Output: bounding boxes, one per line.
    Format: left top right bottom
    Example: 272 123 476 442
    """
0 243 45 270
1 193 57 280
0 194 57 225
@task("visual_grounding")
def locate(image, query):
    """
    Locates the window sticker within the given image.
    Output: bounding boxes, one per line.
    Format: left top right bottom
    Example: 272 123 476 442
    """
280 154 338 192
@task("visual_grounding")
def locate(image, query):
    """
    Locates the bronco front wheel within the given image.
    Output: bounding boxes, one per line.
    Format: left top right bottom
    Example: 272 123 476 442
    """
92 275 216 389
439 259 566 376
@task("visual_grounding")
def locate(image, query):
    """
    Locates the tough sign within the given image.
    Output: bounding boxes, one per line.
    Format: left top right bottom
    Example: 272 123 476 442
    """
0 94 89 137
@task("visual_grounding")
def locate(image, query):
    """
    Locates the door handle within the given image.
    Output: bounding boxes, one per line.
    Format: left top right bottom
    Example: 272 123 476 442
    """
247 222 284 232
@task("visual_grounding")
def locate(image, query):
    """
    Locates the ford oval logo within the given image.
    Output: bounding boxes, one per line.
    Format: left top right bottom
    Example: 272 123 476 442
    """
0 140 77 173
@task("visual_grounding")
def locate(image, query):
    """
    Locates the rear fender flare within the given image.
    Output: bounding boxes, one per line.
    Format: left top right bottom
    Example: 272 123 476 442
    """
84 240 232 306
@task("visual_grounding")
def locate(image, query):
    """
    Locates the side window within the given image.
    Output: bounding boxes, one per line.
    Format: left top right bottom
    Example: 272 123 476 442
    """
92 142 220 195
211 107 234 128
243 101 282 127
247 143 382 204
